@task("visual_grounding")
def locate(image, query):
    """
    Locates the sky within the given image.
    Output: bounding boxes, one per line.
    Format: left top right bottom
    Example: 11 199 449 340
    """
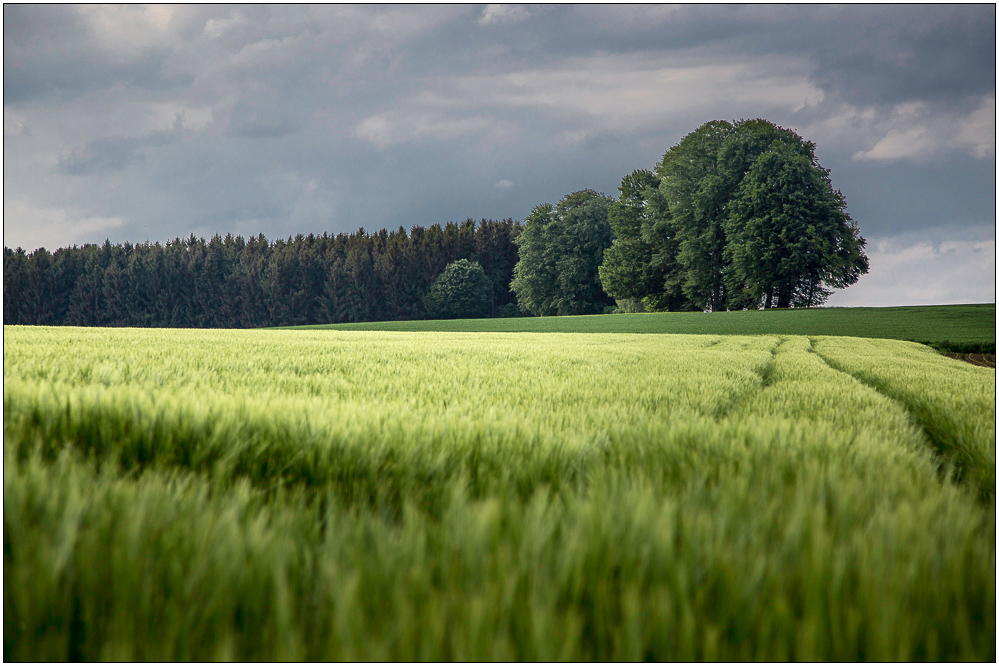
3 4 996 307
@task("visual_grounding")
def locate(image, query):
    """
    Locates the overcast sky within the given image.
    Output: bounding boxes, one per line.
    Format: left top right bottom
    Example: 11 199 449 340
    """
4 4 995 306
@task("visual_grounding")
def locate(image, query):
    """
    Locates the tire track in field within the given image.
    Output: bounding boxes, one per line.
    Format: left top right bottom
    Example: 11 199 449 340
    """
806 337 990 500
759 337 784 389
804 336 932 442
714 336 784 419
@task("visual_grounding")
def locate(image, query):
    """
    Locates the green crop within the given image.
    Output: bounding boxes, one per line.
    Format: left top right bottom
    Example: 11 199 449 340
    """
4 326 995 661
287 303 997 351
813 337 996 500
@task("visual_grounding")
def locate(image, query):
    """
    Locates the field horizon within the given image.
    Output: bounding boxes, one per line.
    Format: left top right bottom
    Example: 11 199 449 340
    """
283 302 996 352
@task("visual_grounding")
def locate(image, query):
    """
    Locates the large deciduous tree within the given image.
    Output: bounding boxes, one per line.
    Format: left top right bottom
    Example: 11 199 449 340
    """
723 144 869 308
659 119 737 312
601 118 868 311
511 189 614 316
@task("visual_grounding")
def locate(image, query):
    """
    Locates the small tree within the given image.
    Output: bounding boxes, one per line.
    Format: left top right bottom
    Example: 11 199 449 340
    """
510 190 615 316
426 259 491 319
598 169 694 312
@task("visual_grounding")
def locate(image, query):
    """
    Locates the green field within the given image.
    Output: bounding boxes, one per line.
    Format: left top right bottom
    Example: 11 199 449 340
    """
288 303 996 351
3 325 996 661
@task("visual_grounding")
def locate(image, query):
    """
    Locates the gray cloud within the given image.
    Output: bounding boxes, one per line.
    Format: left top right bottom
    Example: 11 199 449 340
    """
826 232 995 307
807 5 996 109
2 4 994 307
3 5 191 104
57 130 178 175
478 4 534 26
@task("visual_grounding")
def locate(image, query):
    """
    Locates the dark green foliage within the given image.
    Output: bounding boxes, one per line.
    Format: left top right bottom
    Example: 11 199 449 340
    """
599 170 694 313
2 219 522 327
511 190 615 316
926 340 997 355
723 144 868 309
426 260 492 319
495 302 524 318
660 120 738 312
612 298 646 314
601 118 869 312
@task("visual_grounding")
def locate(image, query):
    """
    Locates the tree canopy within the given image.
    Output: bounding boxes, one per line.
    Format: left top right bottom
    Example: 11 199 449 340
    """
510 190 615 316
4 219 521 327
426 259 491 320
600 118 868 311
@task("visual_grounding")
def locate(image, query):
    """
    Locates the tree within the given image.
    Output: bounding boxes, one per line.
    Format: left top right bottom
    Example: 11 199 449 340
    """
3 218 524 328
426 259 491 319
598 170 693 312
601 118 868 311
511 190 614 316
659 119 737 311
475 218 522 316
723 144 869 308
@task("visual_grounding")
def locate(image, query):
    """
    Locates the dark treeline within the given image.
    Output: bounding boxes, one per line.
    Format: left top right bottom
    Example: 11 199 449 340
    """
3 219 521 328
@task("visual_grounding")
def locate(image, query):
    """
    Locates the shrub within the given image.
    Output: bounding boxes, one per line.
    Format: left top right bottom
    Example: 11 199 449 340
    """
426 260 492 320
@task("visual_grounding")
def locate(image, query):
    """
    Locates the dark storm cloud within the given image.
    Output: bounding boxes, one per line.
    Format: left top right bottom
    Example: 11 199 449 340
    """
806 5 996 108
456 5 995 109
3 4 994 306
835 155 997 238
4 5 96 102
3 5 187 103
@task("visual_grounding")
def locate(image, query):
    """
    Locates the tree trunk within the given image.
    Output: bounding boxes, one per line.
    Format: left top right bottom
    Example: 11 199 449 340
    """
777 286 791 309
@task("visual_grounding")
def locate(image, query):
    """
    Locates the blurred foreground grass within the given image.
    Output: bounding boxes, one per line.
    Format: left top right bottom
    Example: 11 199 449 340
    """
4 326 995 661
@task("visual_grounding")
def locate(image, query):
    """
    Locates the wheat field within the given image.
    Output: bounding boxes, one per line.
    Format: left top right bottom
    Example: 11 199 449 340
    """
4 326 995 661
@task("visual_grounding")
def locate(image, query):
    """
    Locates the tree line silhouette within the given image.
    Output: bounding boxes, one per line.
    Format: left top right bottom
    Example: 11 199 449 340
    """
3 219 521 328
5 119 872 328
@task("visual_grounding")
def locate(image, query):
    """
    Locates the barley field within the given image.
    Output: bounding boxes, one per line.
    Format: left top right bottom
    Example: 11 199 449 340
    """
3 326 995 661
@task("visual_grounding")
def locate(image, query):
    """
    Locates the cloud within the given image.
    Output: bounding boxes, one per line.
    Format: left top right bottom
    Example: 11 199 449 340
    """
57 131 177 175
457 53 822 129
354 52 823 153
827 232 996 307
354 111 497 149
252 171 338 232
149 103 214 132
493 179 514 189
3 199 126 251
4 109 31 138
58 137 145 175
227 102 301 138
805 5 996 108
75 5 180 67
478 5 533 26
201 12 246 39
852 95 995 162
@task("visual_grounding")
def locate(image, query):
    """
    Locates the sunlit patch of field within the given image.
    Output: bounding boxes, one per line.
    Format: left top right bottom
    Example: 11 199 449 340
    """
4 326 995 661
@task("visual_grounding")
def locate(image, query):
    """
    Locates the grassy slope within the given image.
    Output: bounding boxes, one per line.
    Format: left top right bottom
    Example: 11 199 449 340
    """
287 303 996 350
4 327 995 661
